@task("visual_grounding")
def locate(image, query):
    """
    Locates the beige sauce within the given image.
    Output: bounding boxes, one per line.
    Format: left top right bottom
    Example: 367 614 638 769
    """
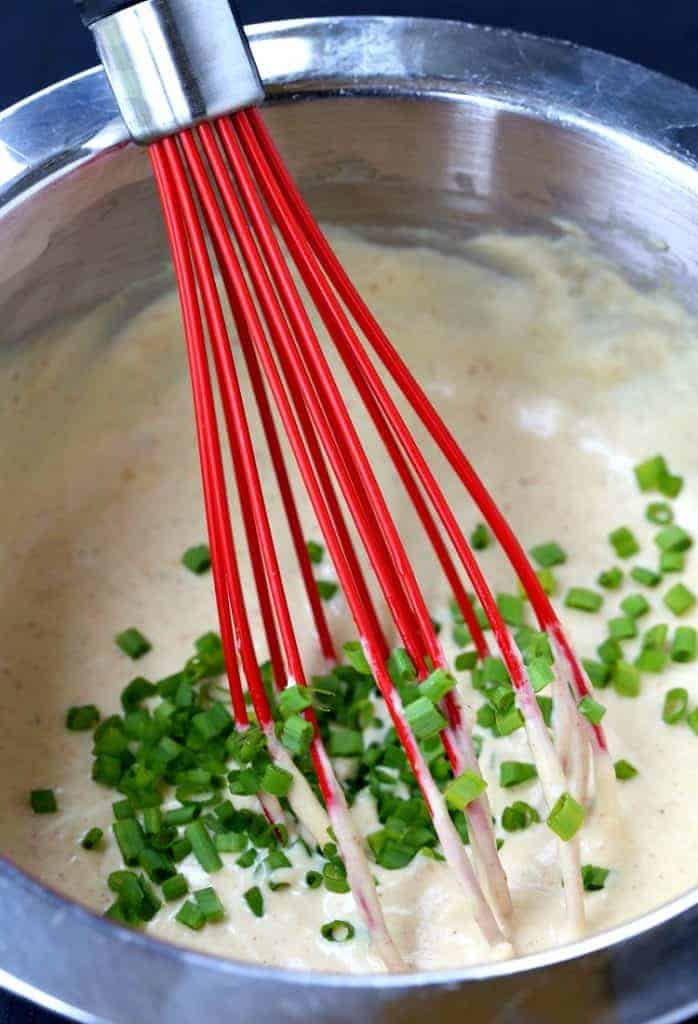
1 227 697 972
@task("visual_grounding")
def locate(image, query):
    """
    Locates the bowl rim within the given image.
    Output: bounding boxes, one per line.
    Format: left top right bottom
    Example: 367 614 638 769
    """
1 12 698 1006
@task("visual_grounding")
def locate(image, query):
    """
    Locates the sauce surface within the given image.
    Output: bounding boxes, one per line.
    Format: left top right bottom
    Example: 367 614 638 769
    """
1 227 697 972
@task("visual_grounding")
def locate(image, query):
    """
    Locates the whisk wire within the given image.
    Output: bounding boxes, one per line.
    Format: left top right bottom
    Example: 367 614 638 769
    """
250 106 609 760
147 101 621 960
153 132 409 970
209 116 510 938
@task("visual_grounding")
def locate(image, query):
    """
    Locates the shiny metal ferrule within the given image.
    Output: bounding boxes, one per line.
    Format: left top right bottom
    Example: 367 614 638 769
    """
89 0 265 143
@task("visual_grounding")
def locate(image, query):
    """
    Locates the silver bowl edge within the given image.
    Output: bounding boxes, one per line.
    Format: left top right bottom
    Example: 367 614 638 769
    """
0 16 698 1024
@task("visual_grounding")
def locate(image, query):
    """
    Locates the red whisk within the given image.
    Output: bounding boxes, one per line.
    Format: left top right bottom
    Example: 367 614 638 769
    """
79 0 617 970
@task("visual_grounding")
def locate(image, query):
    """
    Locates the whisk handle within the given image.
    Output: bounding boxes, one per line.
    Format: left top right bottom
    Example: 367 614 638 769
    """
75 0 265 144
75 0 141 28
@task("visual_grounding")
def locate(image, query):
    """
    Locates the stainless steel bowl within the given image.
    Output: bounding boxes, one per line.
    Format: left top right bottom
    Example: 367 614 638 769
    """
1 16 698 1023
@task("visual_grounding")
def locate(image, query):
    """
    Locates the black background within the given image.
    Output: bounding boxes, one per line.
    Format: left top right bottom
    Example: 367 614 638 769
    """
2 1 698 1022
4 0 698 110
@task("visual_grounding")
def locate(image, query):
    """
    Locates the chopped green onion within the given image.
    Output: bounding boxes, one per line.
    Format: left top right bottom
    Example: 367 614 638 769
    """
538 568 557 595
499 761 537 788
660 550 685 573
671 626 697 662
495 706 524 736
215 831 247 854
115 628 151 660
421 668 456 704
237 849 256 869
185 820 223 873
316 580 338 601
450 622 472 647
634 648 668 673
328 728 363 757
171 838 192 862
80 827 103 850
112 799 133 821
244 886 264 917
281 714 313 756
306 539 324 564
608 616 637 641
501 801 540 832
546 792 585 841
278 684 312 718
620 594 650 619
646 502 673 525
93 725 128 757
228 768 260 796
664 583 696 616
614 759 638 780
597 637 623 665
321 919 355 942
162 874 189 901
597 567 623 590
490 685 515 713
659 472 683 498
306 870 322 889
634 455 668 492
388 648 417 683
191 702 232 741
687 708 698 735
175 900 205 930
182 544 211 574
66 705 100 731
630 566 662 588
537 695 554 727
476 704 496 730
163 805 198 827
112 819 145 866
92 755 123 787
143 808 162 834
342 641 372 676
455 650 478 672
444 771 487 811
405 696 446 740
578 696 606 725
138 847 174 885
496 593 524 627
29 789 57 814
265 850 291 872
609 527 640 559
108 872 148 921
518 567 557 597
470 523 490 550
194 886 225 922
612 661 641 698
655 525 693 553
582 658 610 688
642 623 668 650
530 542 566 568
564 588 603 613
261 764 293 798
482 656 510 685
582 864 610 891
323 861 350 892
662 687 688 725
107 869 136 895
196 630 224 661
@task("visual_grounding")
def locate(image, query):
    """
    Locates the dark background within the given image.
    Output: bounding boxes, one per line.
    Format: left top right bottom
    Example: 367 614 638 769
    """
2 1 698 1022
4 0 698 110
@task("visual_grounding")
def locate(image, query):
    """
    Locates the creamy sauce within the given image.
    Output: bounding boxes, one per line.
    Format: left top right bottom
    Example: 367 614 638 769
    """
1 227 697 973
